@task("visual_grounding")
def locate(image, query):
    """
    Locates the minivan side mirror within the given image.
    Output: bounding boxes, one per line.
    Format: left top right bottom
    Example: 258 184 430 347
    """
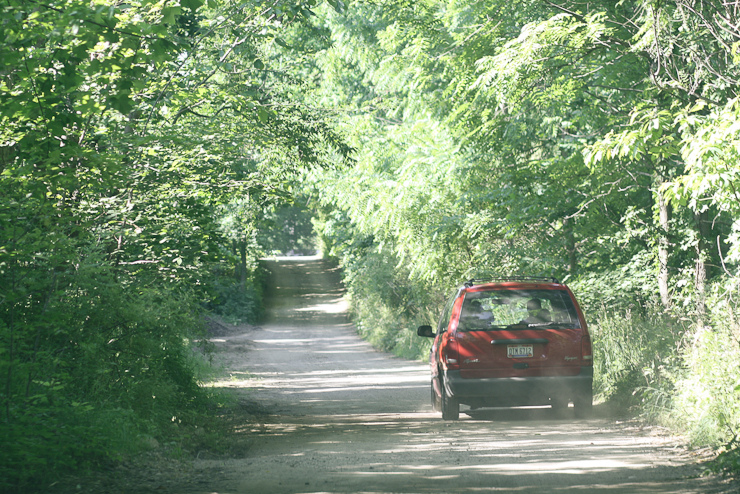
417 325 435 338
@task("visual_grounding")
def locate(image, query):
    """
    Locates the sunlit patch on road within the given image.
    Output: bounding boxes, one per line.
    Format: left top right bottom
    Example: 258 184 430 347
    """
294 297 350 314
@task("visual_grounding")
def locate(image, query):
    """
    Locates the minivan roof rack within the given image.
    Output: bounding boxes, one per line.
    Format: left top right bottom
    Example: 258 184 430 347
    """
463 276 560 287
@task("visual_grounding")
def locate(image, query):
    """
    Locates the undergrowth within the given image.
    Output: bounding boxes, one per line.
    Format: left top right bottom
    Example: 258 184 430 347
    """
585 285 740 477
206 260 269 325
0 277 228 493
588 306 686 410
341 248 439 361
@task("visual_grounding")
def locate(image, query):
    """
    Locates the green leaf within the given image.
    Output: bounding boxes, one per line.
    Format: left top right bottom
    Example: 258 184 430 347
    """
161 6 181 25
326 0 345 14
110 94 134 115
181 0 204 10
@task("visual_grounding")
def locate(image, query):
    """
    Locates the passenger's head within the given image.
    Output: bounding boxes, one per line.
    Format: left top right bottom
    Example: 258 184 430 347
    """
466 303 482 314
526 299 542 312
537 308 551 323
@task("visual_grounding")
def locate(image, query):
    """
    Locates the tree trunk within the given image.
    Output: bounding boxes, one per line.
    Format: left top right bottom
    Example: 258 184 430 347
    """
239 238 248 290
564 217 577 277
232 240 241 283
656 179 671 310
0 145 11 167
694 210 710 326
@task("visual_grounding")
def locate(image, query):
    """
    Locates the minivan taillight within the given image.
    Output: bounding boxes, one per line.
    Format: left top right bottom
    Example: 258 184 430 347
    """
442 338 460 370
581 334 593 362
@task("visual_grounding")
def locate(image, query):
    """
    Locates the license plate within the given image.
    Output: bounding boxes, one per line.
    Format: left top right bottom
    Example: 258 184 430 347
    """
507 345 533 358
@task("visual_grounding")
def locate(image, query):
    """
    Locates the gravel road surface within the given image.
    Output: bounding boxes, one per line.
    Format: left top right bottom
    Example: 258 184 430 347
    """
186 257 736 494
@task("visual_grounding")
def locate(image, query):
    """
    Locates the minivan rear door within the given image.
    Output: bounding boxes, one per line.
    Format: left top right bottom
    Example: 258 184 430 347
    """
454 287 584 377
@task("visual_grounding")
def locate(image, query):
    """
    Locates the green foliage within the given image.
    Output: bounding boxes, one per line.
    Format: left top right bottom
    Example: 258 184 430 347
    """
312 208 440 360
1 401 143 490
713 440 740 477
343 246 436 359
588 305 686 408
0 0 350 490
257 199 318 255
570 250 662 312
208 266 267 324
0 256 212 491
659 282 740 447
669 100 740 262
587 287 740 470
6 0 740 485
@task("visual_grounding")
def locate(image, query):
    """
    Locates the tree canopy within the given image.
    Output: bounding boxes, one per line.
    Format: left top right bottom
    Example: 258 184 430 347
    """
1 0 348 489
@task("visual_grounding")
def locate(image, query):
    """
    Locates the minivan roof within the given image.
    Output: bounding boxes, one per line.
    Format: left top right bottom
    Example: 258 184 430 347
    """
463 276 560 287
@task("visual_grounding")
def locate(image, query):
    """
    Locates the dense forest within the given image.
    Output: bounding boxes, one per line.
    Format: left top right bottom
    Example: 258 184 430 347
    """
2 0 740 490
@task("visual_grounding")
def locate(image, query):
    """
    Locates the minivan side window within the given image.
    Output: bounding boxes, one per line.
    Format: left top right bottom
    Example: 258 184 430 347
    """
437 291 458 334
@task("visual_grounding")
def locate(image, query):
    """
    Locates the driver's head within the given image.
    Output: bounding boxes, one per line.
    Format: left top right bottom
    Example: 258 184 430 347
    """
526 299 542 312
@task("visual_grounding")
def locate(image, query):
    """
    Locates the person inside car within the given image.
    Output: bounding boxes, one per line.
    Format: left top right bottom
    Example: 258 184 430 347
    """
460 302 494 330
520 299 551 325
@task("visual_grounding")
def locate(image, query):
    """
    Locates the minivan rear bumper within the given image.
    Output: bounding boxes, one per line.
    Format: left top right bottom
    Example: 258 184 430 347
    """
444 367 593 406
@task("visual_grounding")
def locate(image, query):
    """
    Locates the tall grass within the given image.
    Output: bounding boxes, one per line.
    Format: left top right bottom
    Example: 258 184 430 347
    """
589 306 686 409
589 290 740 473
668 324 740 445
665 286 740 471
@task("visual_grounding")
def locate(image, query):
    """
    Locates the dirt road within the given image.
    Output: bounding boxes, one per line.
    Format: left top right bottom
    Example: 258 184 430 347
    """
191 257 736 494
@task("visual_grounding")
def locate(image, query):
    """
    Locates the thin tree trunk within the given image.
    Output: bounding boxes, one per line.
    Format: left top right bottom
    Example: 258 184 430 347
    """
239 238 248 290
564 217 577 277
232 239 240 283
657 179 671 310
694 210 710 326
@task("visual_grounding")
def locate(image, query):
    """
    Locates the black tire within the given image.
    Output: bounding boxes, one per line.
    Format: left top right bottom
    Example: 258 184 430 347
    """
431 381 441 412
441 379 459 420
574 389 593 418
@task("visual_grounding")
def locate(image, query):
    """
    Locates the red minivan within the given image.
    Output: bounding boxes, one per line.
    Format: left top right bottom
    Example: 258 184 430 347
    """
418 277 593 420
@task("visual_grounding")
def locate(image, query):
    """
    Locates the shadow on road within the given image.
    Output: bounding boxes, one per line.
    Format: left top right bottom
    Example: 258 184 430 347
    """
464 403 624 422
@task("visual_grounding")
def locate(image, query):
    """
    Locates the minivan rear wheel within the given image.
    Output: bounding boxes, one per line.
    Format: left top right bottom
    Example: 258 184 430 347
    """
441 378 459 420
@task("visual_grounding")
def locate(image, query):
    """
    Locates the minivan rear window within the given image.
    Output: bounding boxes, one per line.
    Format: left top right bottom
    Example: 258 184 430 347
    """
458 289 581 331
